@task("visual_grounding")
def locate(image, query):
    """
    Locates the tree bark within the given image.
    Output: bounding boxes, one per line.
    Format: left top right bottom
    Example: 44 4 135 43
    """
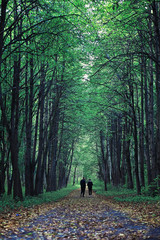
144 57 152 185
9 0 23 200
46 94 60 192
139 55 145 187
152 1 160 187
10 58 23 200
73 165 77 186
148 10 156 180
129 78 141 194
100 130 107 191
35 64 45 195
25 56 34 196
116 117 122 184
65 141 75 186
0 127 5 194
125 117 133 189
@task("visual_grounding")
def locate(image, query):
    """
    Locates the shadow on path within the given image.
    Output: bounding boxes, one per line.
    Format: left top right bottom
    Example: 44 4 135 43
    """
1 189 160 239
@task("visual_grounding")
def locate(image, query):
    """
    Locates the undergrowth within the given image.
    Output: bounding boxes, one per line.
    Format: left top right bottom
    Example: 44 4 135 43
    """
94 180 136 196
94 180 160 203
114 195 160 203
0 185 78 213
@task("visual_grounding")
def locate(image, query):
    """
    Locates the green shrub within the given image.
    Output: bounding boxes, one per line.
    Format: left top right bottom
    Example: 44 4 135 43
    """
142 176 160 197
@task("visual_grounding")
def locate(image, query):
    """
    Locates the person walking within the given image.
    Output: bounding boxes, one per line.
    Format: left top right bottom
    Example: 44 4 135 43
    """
80 177 86 197
87 179 93 195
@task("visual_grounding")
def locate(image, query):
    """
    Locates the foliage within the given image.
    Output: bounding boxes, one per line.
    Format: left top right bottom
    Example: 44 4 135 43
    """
142 176 160 197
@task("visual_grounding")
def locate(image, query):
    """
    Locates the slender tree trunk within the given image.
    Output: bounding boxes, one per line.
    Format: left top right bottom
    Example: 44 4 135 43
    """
109 137 114 185
106 138 110 184
125 118 134 189
144 57 152 185
7 171 13 196
148 11 156 180
65 141 75 186
47 94 60 192
152 1 160 187
25 55 34 196
32 101 40 188
121 124 126 186
73 165 77 186
139 55 145 187
100 130 107 191
96 141 104 181
10 0 23 200
110 119 116 186
116 117 122 184
35 64 45 195
0 0 10 174
0 131 5 195
48 108 59 191
0 0 8 67
129 80 141 194
133 110 141 194
29 58 34 195
0 2 11 173
11 58 23 200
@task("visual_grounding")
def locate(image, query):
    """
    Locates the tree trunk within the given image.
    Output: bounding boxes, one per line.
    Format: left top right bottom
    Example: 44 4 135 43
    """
139 55 145 187
35 64 45 195
116 117 122 184
73 165 77 186
0 0 8 67
25 55 34 196
125 118 133 189
148 10 156 180
144 57 152 185
0 112 6 195
121 124 126 186
10 0 23 200
0 1 10 194
129 80 141 194
152 1 160 187
66 141 75 186
0 140 5 195
11 58 23 200
47 98 60 191
100 130 107 191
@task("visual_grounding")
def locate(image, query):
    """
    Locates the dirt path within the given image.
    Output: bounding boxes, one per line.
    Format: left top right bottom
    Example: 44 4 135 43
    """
1 189 160 239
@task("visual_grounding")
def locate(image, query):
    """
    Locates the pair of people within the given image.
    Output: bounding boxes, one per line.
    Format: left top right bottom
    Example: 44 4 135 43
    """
80 177 93 197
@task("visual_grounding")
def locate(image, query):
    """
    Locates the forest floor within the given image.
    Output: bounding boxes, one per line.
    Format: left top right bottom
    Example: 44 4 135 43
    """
0 189 160 239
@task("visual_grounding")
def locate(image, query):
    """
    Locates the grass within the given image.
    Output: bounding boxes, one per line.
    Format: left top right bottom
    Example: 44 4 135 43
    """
93 180 160 203
94 180 136 196
0 184 79 213
114 195 160 203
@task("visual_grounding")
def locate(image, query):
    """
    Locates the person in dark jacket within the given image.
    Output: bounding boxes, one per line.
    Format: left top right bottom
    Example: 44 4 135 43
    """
87 179 93 195
80 177 86 197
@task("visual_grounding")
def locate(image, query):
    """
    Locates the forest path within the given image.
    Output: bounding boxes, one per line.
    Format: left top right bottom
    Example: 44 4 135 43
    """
1 189 160 239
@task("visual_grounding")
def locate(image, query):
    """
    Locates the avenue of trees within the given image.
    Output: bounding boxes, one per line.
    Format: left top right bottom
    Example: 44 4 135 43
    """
0 0 160 199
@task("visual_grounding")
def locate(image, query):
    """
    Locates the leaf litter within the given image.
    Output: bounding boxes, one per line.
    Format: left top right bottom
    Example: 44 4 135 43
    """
0 189 160 239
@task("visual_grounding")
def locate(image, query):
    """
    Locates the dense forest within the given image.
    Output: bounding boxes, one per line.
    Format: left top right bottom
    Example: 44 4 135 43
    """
0 0 160 200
